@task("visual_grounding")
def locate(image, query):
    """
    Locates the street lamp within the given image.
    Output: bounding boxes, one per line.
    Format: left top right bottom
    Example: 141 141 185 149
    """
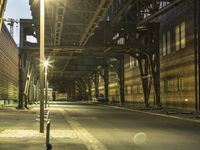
44 60 49 108
39 0 45 133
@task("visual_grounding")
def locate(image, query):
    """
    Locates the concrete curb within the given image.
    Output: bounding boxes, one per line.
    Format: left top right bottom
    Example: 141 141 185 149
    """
98 103 200 124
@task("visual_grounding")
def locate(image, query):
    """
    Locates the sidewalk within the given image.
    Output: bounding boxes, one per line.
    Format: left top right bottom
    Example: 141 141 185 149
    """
1 102 200 149
0 106 87 150
92 101 200 123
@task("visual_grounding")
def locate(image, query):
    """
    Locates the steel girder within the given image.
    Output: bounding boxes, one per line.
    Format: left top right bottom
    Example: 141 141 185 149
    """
84 76 93 101
53 0 67 46
27 0 184 91
29 0 113 47
94 72 100 97
79 0 114 46
29 0 115 81
127 23 160 107
18 52 35 109
108 56 125 104
96 63 109 102
109 0 180 25
105 20 160 107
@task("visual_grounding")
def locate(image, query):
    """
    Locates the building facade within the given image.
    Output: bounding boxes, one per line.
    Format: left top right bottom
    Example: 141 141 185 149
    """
0 24 19 102
95 0 198 110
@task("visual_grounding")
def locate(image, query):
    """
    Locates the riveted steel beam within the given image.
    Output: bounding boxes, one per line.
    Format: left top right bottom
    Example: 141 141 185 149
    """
79 0 113 46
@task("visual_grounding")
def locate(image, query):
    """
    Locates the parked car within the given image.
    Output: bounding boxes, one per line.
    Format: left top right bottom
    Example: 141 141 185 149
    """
96 94 105 102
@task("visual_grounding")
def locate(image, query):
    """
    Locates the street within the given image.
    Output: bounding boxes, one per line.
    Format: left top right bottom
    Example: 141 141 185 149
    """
0 102 200 150
57 102 200 150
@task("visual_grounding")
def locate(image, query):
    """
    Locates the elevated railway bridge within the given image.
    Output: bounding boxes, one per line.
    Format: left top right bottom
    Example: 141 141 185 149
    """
1 0 200 149
0 0 198 111
0 0 197 109
18 0 187 109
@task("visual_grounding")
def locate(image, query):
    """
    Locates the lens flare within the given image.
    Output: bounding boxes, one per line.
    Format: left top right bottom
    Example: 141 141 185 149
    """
133 132 147 144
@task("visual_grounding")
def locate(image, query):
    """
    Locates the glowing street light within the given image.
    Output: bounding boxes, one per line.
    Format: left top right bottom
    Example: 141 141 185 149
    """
44 60 49 108
44 60 49 68
39 0 45 133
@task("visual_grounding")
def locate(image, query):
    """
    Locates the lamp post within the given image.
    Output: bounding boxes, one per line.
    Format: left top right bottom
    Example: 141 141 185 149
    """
39 0 45 133
44 60 49 108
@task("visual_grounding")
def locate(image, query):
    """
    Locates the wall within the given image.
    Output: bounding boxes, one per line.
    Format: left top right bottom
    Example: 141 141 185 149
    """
0 24 19 101
123 0 196 109
91 1 197 110
159 0 195 109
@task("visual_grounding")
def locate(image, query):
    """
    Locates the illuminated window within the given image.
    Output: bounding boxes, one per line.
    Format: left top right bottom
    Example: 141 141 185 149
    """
127 86 131 94
137 84 143 94
160 1 170 8
175 25 180 51
117 38 125 45
162 33 166 56
164 80 169 92
130 56 138 68
176 22 186 51
162 30 171 56
125 85 128 94
178 77 184 91
164 78 180 92
141 59 146 73
180 22 186 49
167 31 171 54
132 85 137 94
99 75 102 82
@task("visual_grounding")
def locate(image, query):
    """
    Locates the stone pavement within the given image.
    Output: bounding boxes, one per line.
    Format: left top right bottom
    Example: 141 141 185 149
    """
0 106 87 150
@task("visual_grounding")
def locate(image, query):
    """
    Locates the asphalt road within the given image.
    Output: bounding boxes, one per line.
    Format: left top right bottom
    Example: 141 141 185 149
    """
1 102 200 150
57 102 200 150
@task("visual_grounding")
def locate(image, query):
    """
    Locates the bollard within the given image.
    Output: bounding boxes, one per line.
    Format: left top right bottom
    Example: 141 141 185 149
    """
46 111 50 120
46 119 52 150
36 111 50 122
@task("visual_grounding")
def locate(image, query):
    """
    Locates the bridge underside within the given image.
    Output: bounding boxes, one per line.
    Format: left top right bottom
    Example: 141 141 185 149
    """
18 0 187 108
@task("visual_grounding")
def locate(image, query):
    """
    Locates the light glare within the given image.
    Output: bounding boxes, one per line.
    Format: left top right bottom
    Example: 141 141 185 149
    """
43 60 49 67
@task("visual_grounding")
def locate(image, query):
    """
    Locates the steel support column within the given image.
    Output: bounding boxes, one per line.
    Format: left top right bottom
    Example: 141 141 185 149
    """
149 23 161 107
17 51 24 109
28 76 34 104
72 81 76 100
77 81 82 100
117 56 125 105
75 81 78 100
104 64 109 102
150 53 161 107
76 82 81 100
80 79 87 100
18 52 32 109
195 0 200 110
87 78 92 101
138 57 151 107
94 72 99 97
83 80 87 100
128 23 160 107
138 51 161 107
44 66 48 108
